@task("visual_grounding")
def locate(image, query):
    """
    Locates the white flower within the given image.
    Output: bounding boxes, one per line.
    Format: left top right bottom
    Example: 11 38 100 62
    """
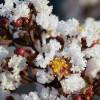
37 86 59 100
8 55 27 72
85 58 100 80
36 69 54 84
0 46 9 61
35 39 61 68
43 39 61 53
29 0 52 14
35 52 55 68
83 44 100 58
68 40 87 73
79 18 100 47
36 13 50 29
60 74 86 93
49 87 58 100
0 0 14 17
22 92 40 100
0 72 20 91
36 13 58 32
12 2 30 20
57 18 79 36
48 14 59 32
40 87 50 99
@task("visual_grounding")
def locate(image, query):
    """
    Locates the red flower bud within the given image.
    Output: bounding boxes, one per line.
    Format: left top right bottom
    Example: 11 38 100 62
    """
17 48 25 56
86 95 91 100
75 95 83 100
15 18 23 27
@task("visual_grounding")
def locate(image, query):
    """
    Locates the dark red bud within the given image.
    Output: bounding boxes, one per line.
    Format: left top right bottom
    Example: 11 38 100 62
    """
75 95 83 100
17 48 25 56
15 18 23 27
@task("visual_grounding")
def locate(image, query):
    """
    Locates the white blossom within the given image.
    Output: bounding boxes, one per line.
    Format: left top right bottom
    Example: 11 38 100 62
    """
0 46 9 61
12 2 30 20
36 13 58 32
60 74 86 93
29 0 52 14
0 72 20 91
85 58 100 80
57 18 79 36
36 13 50 29
36 69 54 84
83 44 100 58
79 18 100 47
0 0 14 17
68 40 87 73
22 92 40 100
39 87 50 99
8 55 27 71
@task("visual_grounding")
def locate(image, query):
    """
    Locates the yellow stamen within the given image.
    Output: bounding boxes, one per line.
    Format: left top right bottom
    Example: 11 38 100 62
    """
50 57 71 78
79 26 85 32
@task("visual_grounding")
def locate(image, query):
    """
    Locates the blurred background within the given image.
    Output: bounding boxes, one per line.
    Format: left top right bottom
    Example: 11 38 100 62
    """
49 0 100 22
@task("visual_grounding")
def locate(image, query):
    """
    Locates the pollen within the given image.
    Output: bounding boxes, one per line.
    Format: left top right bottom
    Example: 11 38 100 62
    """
50 57 71 78
79 26 85 33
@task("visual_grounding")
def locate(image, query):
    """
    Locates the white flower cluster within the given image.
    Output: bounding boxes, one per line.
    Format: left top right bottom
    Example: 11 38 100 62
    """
0 0 29 21
0 47 27 91
0 0 100 98
22 86 67 100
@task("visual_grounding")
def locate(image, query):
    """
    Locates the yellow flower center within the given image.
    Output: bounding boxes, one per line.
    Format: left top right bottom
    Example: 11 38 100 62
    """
50 57 71 78
79 26 85 33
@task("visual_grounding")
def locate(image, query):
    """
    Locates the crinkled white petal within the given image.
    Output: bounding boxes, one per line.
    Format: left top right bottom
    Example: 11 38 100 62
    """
49 87 58 100
39 87 50 99
35 53 55 68
8 55 27 71
60 74 86 93
35 39 61 68
29 0 52 14
57 18 79 36
68 40 87 73
36 13 58 32
36 69 54 84
0 72 21 91
85 58 100 80
36 13 50 29
83 44 100 58
22 92 40 100
0 46 9 61
12 2 30 20
79 18 100 47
